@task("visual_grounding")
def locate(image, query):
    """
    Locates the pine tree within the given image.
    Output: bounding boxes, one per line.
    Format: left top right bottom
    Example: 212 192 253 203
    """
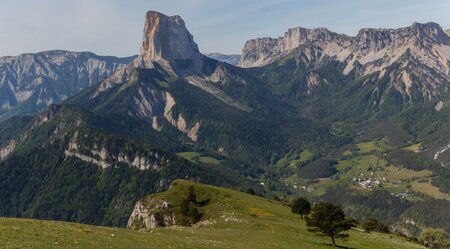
306 202 357 247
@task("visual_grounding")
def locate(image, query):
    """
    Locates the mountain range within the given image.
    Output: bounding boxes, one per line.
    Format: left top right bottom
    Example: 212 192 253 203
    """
0 50 136 120
241 22 450 104
206 53 240 65
0 10 449 237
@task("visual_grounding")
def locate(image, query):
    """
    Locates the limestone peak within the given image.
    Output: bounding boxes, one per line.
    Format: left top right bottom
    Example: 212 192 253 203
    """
136 11 200 68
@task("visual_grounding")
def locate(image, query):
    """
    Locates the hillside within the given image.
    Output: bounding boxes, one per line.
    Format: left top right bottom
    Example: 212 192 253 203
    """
0 180 425 249
1 9 450 239
0 105 248 227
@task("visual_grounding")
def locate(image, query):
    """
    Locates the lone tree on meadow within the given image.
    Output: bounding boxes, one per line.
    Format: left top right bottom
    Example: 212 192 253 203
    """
306 202 357 247
179 185 202 226
291 197 311 218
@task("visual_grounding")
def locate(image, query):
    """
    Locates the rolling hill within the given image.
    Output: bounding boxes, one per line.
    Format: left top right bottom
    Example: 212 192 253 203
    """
0 180 426 249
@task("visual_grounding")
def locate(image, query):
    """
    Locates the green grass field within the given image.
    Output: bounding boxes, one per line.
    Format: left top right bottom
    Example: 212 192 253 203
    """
0 180 425 249
176 152 221 165
384 166 431 182
356 140 389 153
411 181 450 200
403 143 422 153
275 150 315 170
299 150 314 162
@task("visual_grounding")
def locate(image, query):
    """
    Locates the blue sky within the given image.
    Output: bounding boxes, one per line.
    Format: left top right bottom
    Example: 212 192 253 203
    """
0 0 449 56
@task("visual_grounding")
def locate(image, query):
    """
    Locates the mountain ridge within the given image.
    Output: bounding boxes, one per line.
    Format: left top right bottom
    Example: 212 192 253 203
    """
240 22 450 68
206 53 241 65
0 50 136 120
241 22 450 105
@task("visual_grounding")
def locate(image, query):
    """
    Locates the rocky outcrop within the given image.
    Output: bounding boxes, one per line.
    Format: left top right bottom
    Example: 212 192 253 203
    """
64 131 167 170
161 92 201 141
137 11 199 62
127 197 176 229
240 27 352 67
0 139 16 160
0 50 135 119
94 65 134 97
135 11 204 75
130 86 201 142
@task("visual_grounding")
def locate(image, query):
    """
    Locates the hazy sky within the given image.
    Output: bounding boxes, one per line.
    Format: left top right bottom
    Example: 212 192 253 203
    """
0 0 449 57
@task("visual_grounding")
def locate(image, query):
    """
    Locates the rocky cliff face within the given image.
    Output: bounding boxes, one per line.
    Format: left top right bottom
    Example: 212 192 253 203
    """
136 11 200 66
240 23 450 71
0 139 16 160
240 27 352 67
133 11 205 76
348 23 450 75
240 22 450 100
0 50 135 119
127 196 176 229
64 130 168 170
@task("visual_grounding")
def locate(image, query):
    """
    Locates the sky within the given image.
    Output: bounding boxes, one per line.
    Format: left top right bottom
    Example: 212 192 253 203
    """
0 0 449 57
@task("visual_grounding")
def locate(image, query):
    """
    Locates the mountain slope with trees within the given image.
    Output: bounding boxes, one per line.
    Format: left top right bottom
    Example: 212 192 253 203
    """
0 10 449 239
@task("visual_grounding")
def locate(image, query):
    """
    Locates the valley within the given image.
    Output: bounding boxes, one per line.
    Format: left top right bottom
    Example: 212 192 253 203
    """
0 6 449 248
283 140 449 201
